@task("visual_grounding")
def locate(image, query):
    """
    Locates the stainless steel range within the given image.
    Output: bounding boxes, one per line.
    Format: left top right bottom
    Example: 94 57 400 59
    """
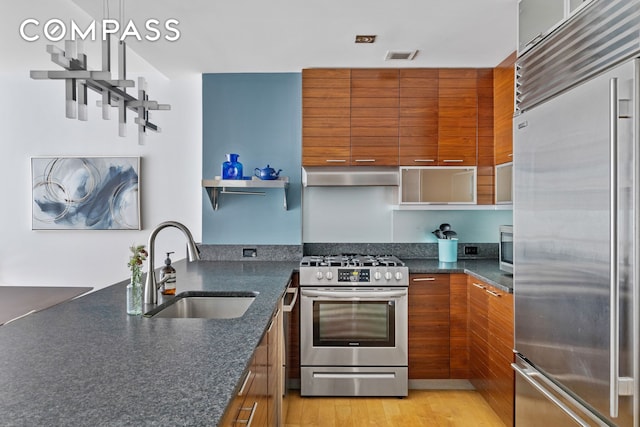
299 254 408 397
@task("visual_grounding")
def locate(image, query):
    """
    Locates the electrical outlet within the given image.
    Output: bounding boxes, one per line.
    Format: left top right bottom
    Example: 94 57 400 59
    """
464 246 478 255
242 248 257 258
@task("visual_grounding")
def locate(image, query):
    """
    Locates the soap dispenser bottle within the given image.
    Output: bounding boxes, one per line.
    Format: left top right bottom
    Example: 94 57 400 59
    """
160 252 177 295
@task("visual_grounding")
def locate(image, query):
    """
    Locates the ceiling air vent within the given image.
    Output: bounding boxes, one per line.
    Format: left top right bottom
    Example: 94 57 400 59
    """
385 50 418 61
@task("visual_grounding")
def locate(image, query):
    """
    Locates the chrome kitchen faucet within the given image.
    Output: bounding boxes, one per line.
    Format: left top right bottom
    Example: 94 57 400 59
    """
143 221 201 305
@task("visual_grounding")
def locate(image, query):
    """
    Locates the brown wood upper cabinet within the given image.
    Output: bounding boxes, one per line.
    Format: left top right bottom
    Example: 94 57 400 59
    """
302 68 500 172
437 69 478 166
494 53 516 165
302 69 351 166
350 69 399 166
399 69 439 166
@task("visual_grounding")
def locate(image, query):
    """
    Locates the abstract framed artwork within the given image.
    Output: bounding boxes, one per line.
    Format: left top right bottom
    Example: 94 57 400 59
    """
31 156 141 230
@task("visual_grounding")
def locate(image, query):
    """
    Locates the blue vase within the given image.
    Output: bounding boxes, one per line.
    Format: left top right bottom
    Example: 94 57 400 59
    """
222 153 243 179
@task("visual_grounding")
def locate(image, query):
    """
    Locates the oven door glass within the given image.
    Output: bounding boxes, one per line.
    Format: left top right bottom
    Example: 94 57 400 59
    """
313 300 395 347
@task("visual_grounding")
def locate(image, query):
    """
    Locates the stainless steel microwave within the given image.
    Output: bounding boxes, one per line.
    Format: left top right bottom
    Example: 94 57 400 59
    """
499 225 513 273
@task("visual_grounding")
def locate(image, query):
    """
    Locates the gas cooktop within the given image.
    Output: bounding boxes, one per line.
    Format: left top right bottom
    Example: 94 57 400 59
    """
300 254 405 268
299 254 408 287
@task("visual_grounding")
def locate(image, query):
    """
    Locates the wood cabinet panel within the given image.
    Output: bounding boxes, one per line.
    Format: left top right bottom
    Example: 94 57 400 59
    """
477 166 495 205
303 66 502 178
494 52 516 165
350 68 399 166
219 365 257 426
303 107 350 118
438 69 478 166
351 69 399 79
303 68 351 79
302 147 350 166
449 273 469 379
351 97 399 108
302 77 350 89
302 69 351 167
467 275 514 427
477 68 495 204
408 274 450 379
399 69 439 165
301 87 351 99
267 306 282 426
302 116 350 129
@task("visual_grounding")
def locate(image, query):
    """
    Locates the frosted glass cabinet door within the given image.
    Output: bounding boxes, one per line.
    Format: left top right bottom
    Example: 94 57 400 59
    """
400 167 476 204
495 163 513 204
518 0 565 53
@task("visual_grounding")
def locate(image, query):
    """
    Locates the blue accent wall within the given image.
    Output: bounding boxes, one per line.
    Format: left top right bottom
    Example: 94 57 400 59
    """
202 73 302 244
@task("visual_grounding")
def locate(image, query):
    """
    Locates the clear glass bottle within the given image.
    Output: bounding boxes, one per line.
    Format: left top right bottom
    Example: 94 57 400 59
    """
222 153 243 179
126 276 143 315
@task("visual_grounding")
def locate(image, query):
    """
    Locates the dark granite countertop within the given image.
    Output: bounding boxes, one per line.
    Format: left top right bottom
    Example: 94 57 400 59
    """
0 260 297 427
404 258 513 292
0 257 509 426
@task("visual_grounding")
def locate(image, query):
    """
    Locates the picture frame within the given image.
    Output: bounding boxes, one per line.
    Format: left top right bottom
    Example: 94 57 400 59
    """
31 156 141 230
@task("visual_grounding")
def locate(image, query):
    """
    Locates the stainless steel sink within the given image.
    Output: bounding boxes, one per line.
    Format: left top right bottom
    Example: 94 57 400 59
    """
144 291 258 319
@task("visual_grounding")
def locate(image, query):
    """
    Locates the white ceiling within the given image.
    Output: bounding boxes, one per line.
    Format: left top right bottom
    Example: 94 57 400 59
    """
64 0 518 77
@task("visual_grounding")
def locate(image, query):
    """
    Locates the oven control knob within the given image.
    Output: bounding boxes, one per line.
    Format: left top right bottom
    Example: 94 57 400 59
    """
395 271 403 281
326 271 333 281
316 271 324 280
384 271 392 281
373 271 382 281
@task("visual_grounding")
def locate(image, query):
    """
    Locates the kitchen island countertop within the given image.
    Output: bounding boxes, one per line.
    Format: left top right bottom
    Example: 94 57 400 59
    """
0 257 508 426
0 260 297 427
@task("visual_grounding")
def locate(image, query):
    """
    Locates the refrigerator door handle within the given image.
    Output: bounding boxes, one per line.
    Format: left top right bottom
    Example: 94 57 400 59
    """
512 362 594 427
609 77 620 418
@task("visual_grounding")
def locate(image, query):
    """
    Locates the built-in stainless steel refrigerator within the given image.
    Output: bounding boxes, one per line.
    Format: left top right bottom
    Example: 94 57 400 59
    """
513 2 640 425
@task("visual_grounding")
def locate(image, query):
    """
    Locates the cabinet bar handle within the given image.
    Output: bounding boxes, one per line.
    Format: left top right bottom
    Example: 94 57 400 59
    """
325 159 346 163
413 159 435 163
237 402 258 425
354 159 376 162
442 159 464 163
412 277 436 282
267 309 279 332
472 282 485 289
508 153 513 157
238 370 252 396
283 287 298 312
485 289 501 297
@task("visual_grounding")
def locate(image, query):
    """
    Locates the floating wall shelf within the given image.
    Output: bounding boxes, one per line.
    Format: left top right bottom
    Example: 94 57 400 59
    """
202 177 289 211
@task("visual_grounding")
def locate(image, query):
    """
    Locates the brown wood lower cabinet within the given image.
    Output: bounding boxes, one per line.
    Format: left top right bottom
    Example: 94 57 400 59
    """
220 304 283 426
220 333 267 426
408 273 450 379
467 275 514 427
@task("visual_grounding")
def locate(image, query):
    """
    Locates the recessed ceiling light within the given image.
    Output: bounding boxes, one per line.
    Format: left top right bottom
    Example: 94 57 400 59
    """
385 50 418 60
355 35 376 43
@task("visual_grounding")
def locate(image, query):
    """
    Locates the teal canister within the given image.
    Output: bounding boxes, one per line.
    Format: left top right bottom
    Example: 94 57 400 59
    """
437 238 458 262
222 153 243 179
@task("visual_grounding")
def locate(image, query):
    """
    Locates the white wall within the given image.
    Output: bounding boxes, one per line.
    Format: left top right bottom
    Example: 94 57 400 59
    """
0 1 202 289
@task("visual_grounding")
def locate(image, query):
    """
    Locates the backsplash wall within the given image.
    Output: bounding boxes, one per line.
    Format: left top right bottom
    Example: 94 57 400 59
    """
303 186 512 243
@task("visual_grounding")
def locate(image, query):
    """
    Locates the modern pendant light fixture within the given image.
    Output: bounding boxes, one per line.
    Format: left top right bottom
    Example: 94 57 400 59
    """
29 0 170 144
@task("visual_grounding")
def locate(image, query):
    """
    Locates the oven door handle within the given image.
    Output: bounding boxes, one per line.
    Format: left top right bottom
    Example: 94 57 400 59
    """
302 289 407 299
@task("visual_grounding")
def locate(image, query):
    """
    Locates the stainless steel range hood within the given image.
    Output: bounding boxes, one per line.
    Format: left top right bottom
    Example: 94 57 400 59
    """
302 167 399 187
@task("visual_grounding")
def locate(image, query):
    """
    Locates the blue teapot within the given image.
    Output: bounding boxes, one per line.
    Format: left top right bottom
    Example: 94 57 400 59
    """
254 165 282 180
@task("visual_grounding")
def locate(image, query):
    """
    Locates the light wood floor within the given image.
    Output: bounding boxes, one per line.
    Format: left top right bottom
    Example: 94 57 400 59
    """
284 390 506 427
